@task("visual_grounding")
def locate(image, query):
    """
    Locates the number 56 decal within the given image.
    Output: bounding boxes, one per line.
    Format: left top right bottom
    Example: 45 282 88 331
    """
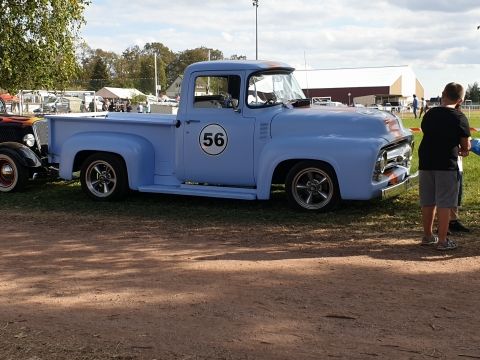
199 124 228 155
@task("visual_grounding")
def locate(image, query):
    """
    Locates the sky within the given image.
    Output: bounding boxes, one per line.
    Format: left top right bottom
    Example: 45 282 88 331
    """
81 0 480 98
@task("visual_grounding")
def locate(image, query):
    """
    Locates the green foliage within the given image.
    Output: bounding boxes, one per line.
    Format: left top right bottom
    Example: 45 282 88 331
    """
138 57 155 95
131 94 147 105
144 42 175 91
0 0 91 92
72 43 236 95
466 82 480 103
89 57 110 91
166 47 224 86
230 54 247 60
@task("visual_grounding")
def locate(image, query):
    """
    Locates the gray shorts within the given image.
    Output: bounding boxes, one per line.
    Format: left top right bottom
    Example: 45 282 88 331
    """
419 170 459 208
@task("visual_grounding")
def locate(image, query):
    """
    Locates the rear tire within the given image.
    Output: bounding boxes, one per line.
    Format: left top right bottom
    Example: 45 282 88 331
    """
0 151 28 192
285 161 340 212
80 153 128 201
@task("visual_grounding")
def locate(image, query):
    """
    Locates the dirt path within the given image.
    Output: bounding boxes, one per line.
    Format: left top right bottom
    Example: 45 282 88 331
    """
1 210 480 359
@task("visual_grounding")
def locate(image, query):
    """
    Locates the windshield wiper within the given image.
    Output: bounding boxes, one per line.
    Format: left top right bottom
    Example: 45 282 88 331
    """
283 98 310 108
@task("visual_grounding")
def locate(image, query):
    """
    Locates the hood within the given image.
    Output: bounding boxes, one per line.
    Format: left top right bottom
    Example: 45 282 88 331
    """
270 106 410 142
0 114 42 126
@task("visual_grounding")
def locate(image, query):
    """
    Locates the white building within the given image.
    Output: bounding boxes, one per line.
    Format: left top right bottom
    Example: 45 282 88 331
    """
294 65 424 106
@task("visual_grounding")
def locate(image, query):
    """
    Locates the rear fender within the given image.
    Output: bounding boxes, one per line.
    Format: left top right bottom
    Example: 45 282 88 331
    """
57 132 155 189
0 142 43 168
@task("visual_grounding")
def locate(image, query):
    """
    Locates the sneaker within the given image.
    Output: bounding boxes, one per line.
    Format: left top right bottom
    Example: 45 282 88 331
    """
421 235 438 246
436 239 458 251
449 220 470 233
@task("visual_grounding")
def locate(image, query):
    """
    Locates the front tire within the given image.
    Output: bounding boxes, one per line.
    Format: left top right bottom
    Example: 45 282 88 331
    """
0 151 28 192
285 161 340 212
80 153 128 201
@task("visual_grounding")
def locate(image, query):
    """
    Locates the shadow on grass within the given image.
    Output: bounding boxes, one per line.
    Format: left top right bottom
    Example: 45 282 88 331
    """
1 180 422 230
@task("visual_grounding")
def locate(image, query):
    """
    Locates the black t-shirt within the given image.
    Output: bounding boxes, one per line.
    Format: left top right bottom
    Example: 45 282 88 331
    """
418 106 471 170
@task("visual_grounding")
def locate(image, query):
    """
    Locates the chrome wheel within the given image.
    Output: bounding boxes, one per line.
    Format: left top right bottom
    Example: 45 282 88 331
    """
286 161 339 211
85 160 118 198
80 153 128 201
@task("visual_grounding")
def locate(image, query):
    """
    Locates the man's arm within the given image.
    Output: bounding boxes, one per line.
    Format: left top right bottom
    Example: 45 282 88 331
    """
459 137 471 157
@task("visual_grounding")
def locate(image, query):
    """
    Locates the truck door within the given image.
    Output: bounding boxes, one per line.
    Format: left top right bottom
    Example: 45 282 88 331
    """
183 73 255 186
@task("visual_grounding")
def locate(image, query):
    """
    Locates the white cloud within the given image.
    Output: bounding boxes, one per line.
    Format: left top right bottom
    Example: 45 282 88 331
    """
81 0 480 96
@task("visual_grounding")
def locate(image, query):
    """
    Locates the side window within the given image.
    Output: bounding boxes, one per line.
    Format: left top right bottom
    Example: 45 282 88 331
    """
193 75 240 109
0 100 5 113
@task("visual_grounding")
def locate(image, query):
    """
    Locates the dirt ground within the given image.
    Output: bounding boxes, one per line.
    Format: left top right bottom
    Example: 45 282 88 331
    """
1 209 480 360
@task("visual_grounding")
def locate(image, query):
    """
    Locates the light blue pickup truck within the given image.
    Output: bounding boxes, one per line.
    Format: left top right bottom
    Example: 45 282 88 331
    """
45 60 416 211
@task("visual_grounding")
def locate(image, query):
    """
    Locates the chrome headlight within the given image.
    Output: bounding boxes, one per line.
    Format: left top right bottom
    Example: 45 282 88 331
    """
23 134 36 147
375 150 388 174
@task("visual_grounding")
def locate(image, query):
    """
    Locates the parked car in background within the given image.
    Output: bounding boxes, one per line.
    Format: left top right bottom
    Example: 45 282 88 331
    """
40 96 83 114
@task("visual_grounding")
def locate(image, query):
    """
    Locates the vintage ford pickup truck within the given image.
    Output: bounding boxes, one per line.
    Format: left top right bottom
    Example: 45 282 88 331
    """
3 60 417 211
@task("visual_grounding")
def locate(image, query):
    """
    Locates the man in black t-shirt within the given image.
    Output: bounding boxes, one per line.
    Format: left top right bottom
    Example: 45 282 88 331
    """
418 82 471 251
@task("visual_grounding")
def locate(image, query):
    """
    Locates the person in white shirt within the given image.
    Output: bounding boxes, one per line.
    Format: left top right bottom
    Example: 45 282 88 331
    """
419 97 428 118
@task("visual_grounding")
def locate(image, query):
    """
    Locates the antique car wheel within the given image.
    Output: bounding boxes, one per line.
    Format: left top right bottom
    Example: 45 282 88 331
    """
285 161 340 211
80 153 128 201
0 151 28 192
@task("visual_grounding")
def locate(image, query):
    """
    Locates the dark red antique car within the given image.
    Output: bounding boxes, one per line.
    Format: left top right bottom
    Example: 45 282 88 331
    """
0 97 52 192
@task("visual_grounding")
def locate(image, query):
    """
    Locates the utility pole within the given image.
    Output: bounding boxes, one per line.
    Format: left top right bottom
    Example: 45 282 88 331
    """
154 53 158 101
252 0 259 60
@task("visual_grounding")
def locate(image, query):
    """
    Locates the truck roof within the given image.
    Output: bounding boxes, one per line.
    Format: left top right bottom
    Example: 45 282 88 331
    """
185 60 294 73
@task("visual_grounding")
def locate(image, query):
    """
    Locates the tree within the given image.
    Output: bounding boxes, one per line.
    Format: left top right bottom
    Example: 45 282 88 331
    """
166 47 224 86
143 42 175 93
0 0 91 92
74 44 118 90
230 54 247 60
465 82 480 103
89 57 110 91
138 56 155 95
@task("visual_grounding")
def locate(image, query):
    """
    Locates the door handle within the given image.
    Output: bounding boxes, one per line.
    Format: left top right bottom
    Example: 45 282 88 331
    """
186 120 201 124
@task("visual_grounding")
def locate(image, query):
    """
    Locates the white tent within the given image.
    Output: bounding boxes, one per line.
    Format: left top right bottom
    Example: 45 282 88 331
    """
96 87 145 99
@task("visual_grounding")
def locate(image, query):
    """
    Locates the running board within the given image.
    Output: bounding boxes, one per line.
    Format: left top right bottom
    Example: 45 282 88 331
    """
137 184 257 200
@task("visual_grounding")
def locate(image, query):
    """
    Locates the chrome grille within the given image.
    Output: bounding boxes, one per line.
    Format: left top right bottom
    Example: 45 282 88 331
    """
384 141 412 170
32 119 48 147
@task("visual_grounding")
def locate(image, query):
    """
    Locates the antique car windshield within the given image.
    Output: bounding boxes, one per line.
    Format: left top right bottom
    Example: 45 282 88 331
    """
247 71 306 108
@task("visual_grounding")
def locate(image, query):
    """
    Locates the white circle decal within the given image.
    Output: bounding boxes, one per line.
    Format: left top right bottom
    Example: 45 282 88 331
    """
199 124 228 155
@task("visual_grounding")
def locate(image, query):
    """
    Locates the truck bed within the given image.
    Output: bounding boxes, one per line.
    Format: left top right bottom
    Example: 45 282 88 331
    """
47 112 179 184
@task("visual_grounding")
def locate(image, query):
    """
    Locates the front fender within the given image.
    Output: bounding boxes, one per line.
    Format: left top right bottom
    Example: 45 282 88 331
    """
0 142 43 168
56 132 155 189
256 136 386 200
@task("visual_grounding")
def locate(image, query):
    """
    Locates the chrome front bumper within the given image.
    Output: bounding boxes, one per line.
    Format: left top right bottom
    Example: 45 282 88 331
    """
381 171 419 199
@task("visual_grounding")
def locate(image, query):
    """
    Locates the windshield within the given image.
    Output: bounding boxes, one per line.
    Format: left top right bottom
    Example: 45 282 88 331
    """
247 71 306 107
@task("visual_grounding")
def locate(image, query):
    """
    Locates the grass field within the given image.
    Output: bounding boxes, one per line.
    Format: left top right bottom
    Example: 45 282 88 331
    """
1 110 479 234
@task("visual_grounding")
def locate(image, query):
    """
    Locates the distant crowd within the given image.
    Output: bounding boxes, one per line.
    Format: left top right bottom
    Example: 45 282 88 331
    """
81 99 151 113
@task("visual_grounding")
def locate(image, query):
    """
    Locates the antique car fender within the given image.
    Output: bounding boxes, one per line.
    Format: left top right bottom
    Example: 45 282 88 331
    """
255 136 387 200
55 132 155 189
0 142 43 168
